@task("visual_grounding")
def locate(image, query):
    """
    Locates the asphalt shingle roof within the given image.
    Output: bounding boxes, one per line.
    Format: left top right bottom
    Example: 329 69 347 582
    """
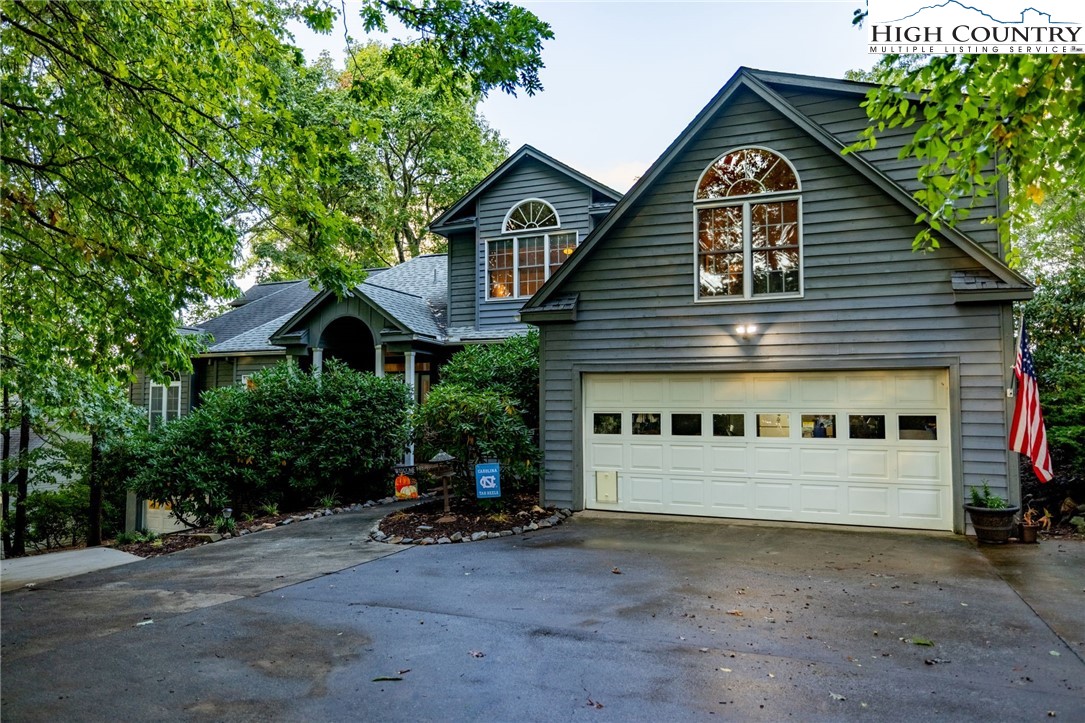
195 280 318 354
356 254 448 339
207 312 297 353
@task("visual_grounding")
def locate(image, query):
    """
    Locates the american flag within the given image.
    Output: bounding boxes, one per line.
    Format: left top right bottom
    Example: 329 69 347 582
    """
1009 324 1053 483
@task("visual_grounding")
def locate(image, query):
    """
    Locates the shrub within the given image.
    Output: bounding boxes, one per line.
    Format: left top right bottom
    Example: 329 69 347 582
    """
439 330 539 429
413 383 540 497
130 361 411 525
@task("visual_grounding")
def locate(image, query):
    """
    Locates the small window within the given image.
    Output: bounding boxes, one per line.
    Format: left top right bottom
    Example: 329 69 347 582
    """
632 413 661 435
671 413 702 436
593 413 622 435
899 415 937 440
849 415 886 439
712 413 745 437
148 378 182 430
757 413 790 438
801 414 836 439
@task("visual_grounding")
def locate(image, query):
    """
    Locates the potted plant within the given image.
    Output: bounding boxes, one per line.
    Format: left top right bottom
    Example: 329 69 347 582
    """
1018 505 1052 544
964 482 1020 544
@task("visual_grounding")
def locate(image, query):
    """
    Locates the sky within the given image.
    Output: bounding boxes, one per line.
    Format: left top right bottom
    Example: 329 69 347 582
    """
290 1 876 192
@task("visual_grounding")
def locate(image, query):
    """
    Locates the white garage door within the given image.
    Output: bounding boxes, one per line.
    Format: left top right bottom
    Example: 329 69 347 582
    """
583 370 952 531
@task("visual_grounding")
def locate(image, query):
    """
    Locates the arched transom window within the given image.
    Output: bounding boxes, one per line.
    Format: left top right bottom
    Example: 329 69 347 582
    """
504 199 559 232
488 199 578 299
695 147 802 300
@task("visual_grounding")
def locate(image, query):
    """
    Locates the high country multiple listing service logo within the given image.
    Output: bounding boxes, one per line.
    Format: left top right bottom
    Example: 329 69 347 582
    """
867 0 1085 54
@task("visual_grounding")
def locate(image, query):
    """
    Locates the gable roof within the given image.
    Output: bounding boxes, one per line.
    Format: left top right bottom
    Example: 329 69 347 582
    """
429 144 623 234
523 67 1030 313
270 254 449 345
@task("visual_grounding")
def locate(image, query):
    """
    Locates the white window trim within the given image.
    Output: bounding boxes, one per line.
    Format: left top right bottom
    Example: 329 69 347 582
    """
485 230 579 301
694 145 802 200
693 147 804 303
148 378 182 429
502 197 561 233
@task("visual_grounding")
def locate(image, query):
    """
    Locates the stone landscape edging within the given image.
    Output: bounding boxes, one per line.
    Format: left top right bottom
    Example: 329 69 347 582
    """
367 506 575 545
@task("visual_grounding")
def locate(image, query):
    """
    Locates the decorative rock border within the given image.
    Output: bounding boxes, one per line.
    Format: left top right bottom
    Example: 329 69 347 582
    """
368 507 575 545
219 492 435 539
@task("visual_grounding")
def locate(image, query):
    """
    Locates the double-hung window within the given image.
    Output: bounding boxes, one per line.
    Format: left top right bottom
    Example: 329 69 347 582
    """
148 378 181 429
487 199 578 299
695 147 802 300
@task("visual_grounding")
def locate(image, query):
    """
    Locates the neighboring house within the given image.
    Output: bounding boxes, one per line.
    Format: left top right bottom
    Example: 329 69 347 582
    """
520 68 1031 534
128 145 622 532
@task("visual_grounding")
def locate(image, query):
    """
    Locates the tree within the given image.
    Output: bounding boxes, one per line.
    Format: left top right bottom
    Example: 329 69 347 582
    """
2 0 551 544
248 44 507 277
347 42 508 264
844 43 1084 262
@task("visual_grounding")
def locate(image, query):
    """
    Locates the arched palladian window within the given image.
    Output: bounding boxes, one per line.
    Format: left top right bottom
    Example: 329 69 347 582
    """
488 199 578 299
695 147 802 300
504 199 559 232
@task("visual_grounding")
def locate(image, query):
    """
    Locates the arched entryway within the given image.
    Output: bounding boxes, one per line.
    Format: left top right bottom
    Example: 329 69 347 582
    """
318 316 376 373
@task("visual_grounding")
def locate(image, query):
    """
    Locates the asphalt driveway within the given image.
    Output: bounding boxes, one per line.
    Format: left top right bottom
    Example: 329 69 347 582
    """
2 508 1082 721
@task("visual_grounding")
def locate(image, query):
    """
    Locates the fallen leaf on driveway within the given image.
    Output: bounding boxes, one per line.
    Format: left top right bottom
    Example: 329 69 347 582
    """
726 610 743 616
611 567 622 574
468 650 485 658
586 698 604 709
910 637 935 646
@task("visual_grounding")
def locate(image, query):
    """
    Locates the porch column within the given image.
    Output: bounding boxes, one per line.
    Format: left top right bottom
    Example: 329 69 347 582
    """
374 344 384 377
405 349 417 465
312 347 323 375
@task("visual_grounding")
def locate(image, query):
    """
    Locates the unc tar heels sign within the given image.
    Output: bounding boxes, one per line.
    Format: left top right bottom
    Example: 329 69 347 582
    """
475 462 501 499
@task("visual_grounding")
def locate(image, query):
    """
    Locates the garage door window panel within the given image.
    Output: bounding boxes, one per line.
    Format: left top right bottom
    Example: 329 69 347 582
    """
671 413 702 436
899 415 938 440
849 415 886 440
593 413 622 435
713 413 745 437
801 414 836 439
633 413 661 435
757 413 790 438
695 147 802 301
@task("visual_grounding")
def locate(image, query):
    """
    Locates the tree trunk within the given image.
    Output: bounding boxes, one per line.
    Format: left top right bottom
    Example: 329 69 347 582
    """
87 431 103 546
2 385 11 556
12 403 30 556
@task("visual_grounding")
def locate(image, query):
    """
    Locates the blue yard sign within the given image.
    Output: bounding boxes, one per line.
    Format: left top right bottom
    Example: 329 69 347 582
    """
475 462 501 499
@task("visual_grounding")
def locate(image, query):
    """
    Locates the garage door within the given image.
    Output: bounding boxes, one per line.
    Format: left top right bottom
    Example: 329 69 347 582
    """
583 370 952 531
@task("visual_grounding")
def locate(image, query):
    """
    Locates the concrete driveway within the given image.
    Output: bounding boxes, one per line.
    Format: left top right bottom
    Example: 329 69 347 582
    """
2 508 1082 721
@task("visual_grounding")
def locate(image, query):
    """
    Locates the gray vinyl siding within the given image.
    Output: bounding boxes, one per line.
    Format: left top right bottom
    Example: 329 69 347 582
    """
447 230 477 327
778 88 1003 257
236 355 283 381
476 159 595 329
536 88 1013 529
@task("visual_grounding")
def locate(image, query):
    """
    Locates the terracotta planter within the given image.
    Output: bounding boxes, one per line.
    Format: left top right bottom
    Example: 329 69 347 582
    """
964 504 1020 544
1019 523 1040 544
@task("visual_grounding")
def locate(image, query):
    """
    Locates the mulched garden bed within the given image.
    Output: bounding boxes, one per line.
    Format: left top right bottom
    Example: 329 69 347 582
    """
377 490 568 543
